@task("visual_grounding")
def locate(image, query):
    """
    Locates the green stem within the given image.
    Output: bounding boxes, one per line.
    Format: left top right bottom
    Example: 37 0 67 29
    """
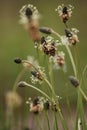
48 62 59 130
76 90 86 130
13 68 26 91
51 30 61 38
45 111 50 130
79 87 87 101
36 116 43 130
24 82 51 100
54 112 58 130
64 44 77 77
44 82 68 130
80 64 87 86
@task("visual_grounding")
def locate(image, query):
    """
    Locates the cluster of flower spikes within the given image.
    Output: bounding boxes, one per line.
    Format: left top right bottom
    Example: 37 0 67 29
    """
14 4 80 114
19 4 68 71
15 3 80 88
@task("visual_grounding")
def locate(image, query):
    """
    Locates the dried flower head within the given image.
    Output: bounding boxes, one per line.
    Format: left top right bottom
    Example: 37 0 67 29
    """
61 35 68 45
19 4 41 42
56 4 74 23
40 36 58 56
30 66 45 84
30 70 43 84
56 52 65 66
65 28 79 45
27 97 44 114
19 4 40 24
31 70 42 80
26 97 50 113
6 91 22 108
50 51 65 70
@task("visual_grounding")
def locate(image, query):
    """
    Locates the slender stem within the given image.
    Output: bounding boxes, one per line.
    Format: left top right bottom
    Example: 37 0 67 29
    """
64 44 77 77
45 111 50 130
82 64 87 77
44 78 59 103
79 87 87 101
48 61 58 130
36 116 43 130
45 80 68 130
80 64 87 86
13 68 26 91
24 82 51 100
77 90 86 130
22 60 39 72
51 30 61 38
54 112 58 130
44 78 53 91
49 61 55 91
64 23 68 28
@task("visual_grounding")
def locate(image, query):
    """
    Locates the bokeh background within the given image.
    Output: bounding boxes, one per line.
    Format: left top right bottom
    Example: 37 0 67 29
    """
0 0 87 127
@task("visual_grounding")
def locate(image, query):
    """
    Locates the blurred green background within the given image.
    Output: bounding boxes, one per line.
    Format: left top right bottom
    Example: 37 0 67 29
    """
0 0 87 104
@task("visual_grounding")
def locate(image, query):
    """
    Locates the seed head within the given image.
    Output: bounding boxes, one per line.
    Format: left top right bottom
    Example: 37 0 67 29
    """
18 81 26 87
33 97 39 105
14 57 22 64
69 76 79 87
39 27 52 34
65 29 72 37
31 70 42 80
65 28 79 45
56 4 74 23
63 6 68 14
29 97 44 114
19 4 40 23
25 7 33 18
40 36 57 56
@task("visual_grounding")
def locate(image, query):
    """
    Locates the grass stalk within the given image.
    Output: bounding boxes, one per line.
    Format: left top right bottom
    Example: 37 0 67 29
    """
47 57 68 130
45 111 50 130
54 112 58 130
23 82 51 100
13 68 26 91
36 116 43 130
